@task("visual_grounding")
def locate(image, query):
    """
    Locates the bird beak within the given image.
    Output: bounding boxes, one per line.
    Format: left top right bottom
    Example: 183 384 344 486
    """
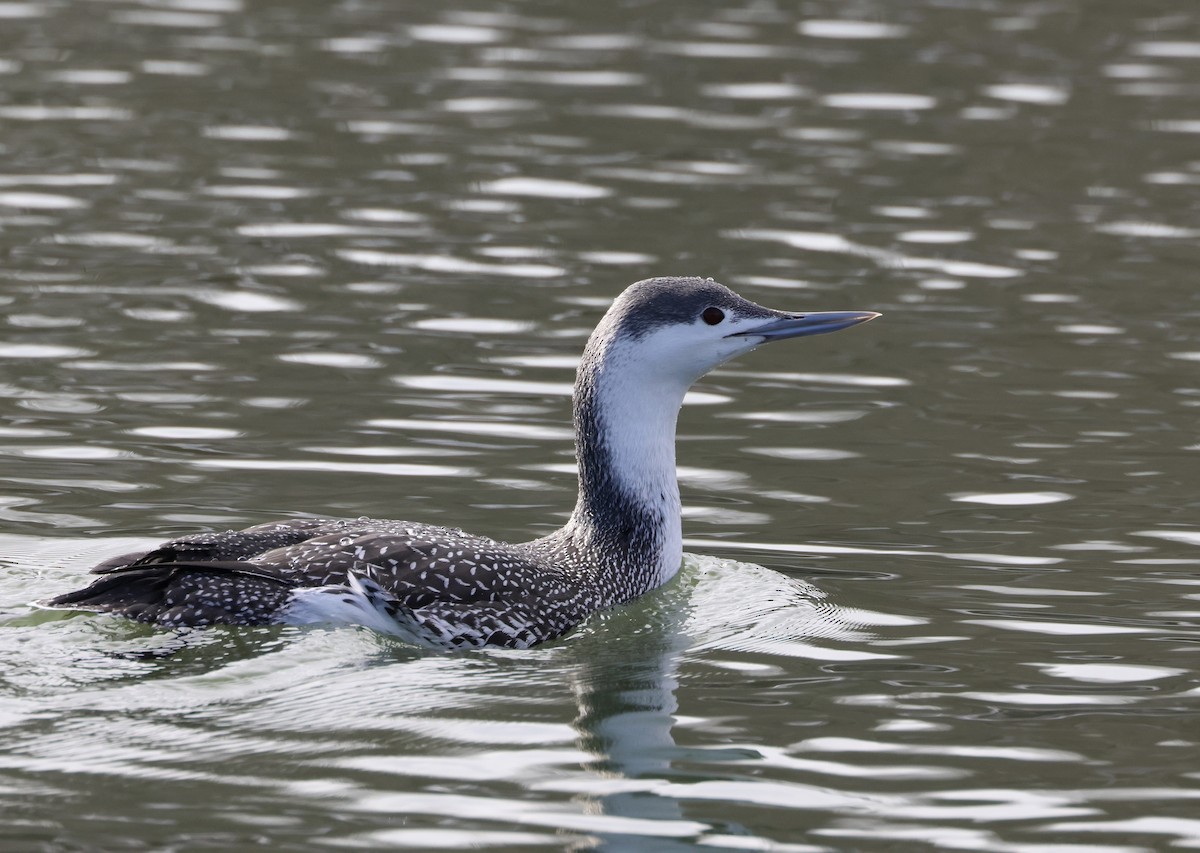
729 311 881 341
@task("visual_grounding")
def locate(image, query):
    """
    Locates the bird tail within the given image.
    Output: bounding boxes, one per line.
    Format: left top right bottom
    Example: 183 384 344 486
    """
42 561 296 626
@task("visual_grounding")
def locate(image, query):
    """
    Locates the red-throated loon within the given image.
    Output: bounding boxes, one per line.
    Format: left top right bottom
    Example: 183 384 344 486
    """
46 277 879 648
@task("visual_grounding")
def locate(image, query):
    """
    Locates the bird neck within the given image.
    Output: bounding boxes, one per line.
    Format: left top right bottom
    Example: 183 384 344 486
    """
559 332 686 589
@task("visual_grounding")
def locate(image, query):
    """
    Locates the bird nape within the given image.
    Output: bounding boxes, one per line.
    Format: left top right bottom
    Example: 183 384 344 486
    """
44 276 880 649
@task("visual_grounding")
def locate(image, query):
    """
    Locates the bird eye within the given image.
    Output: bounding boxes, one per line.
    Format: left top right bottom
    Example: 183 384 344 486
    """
702 307 725 325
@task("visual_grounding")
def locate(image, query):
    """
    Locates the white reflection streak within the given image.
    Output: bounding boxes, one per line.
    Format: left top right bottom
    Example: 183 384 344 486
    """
337 249 565 279
683 537 1061 567
345 790 708 838
728 228 1023 279
366 417 573 441
1028 662 1185 682
1133 529 1200 547
1040 816 1200 847
745 745 965 781
797 736 1084 762
189 459 477 477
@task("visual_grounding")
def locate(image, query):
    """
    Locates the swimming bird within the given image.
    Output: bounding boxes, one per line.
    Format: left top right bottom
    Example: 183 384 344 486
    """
46 277 878 649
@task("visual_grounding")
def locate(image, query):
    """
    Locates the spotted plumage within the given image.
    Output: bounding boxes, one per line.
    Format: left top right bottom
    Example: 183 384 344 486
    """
45 277 878 649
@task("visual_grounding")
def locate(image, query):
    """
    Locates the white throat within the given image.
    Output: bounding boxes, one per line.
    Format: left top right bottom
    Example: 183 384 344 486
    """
565 330 699 585
594 356 686 521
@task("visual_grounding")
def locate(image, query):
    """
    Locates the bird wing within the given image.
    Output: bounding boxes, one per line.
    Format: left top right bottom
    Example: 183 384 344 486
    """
254 528 572 609
90 518 377 572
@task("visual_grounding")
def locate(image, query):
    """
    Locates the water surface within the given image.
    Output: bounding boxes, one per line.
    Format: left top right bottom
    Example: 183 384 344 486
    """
2 0 1199 849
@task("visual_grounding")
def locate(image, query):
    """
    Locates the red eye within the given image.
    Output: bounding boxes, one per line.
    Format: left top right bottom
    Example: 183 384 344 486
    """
702 307 725 325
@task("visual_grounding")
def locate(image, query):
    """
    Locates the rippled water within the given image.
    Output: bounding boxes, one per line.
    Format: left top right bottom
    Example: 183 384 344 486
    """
2 0 1199 849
